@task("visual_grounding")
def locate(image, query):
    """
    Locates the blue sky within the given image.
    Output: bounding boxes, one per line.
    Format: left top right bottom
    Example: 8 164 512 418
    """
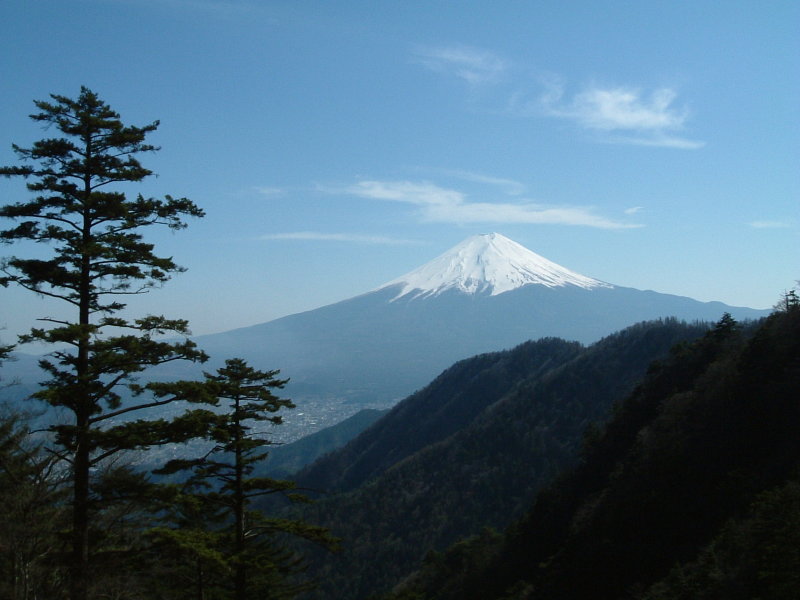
1 0 798 340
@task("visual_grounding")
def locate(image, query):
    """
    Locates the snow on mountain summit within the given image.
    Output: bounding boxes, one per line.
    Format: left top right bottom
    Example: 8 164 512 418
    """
379 233 611 300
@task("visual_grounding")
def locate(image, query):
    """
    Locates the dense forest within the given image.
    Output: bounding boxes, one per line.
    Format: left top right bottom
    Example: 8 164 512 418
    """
380 300 800 600
288 319 710 599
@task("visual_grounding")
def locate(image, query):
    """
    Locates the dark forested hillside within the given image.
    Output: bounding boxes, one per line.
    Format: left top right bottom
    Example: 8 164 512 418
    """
388 306 799 600
293 319 709 599
295 337 583 494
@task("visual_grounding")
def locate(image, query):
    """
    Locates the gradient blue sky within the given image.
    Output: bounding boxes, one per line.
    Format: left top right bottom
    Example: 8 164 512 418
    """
2 0 798 340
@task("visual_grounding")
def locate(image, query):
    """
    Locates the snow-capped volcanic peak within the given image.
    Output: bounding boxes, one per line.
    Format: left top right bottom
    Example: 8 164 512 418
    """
379 233 611 300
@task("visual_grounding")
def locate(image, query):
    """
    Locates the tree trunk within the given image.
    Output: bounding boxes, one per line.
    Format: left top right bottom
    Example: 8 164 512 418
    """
70 418 90 600
70 148 93 600
196 559 205 600
234 395 246 600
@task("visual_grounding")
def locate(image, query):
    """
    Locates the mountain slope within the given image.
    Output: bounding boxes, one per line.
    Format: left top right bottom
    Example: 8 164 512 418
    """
388 307 800 600
3 233 770 443
295 337 583 494
293 319 709 599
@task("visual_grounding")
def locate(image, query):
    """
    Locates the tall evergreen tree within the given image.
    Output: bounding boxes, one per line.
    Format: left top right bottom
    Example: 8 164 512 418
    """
0 87 215 600
155 358 337 600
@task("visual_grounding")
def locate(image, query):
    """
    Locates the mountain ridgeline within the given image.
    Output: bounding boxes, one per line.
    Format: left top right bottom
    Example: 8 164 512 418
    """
173 234 769 409
2 233 770 445
377 305 800 600
285 317 714 599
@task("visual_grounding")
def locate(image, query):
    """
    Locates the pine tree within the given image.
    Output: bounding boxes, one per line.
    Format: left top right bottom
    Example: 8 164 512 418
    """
155 358 338 600
0 87 216 600
144 488 231 600
774 287 800 313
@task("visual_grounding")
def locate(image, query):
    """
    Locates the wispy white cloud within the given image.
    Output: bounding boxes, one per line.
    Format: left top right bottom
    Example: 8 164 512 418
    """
412 40 703 149
625 206 644 215
419 50 705 149
341 180 465 206
537 80 704 149
424 201 635 229
343 180 639 229
607 135 705 149
253 186 285 197
437 169 526 195
749 220 792 229
260 231 422 245
412 44 507 85
551 86 685 130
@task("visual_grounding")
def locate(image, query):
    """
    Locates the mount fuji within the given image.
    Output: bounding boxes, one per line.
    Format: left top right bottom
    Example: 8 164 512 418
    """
0 233 771 439
379 232 610 299
186 233 768 408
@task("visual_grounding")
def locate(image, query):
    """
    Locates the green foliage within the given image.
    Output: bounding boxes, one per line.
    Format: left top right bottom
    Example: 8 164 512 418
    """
0 88 202 304
0 410 69 599
1 87 338 600
642 479 800 600
297 319 707 599
0 341 12 365
389 528 504 600
151 359 337 600
297 338 584 495
391 308 798 600
0 87 212 600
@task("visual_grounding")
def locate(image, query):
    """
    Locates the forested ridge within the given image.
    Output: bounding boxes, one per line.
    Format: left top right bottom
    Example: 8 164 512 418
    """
288 318 711 599
382 301 800 600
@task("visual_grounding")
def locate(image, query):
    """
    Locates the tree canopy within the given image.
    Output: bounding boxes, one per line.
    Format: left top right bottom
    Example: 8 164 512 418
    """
153 358 338 600
0 87 213 600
